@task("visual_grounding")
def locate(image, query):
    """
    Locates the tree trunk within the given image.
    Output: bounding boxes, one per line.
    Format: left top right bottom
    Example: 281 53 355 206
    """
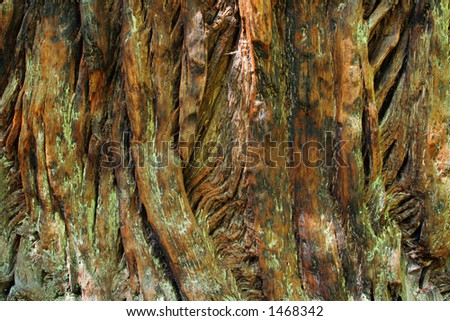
0 0 448 301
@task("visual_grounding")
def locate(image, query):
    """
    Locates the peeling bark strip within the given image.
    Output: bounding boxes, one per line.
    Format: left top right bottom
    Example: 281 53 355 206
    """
0 0 449 301
178 0 207 161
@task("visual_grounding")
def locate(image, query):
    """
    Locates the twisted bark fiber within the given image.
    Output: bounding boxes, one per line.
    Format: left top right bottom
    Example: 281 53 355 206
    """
0 0 449 300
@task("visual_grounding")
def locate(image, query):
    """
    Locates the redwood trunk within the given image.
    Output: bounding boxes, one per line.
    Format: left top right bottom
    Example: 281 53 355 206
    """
0 0 449 301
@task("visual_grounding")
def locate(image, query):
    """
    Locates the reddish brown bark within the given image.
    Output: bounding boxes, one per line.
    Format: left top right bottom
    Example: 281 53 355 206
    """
0 0 449 300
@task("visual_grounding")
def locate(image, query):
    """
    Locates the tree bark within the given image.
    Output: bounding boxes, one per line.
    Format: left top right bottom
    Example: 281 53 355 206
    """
0 0 449 300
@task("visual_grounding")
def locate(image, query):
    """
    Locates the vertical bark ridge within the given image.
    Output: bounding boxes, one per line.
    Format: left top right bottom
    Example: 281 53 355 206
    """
288 0 348 300
239 0 305 300
122 0 241 300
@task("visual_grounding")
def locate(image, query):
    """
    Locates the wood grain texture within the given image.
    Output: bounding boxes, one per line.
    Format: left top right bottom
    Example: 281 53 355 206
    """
0 0 448 300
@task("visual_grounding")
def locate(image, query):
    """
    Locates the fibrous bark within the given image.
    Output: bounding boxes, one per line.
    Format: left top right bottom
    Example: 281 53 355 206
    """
0 0 449 300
